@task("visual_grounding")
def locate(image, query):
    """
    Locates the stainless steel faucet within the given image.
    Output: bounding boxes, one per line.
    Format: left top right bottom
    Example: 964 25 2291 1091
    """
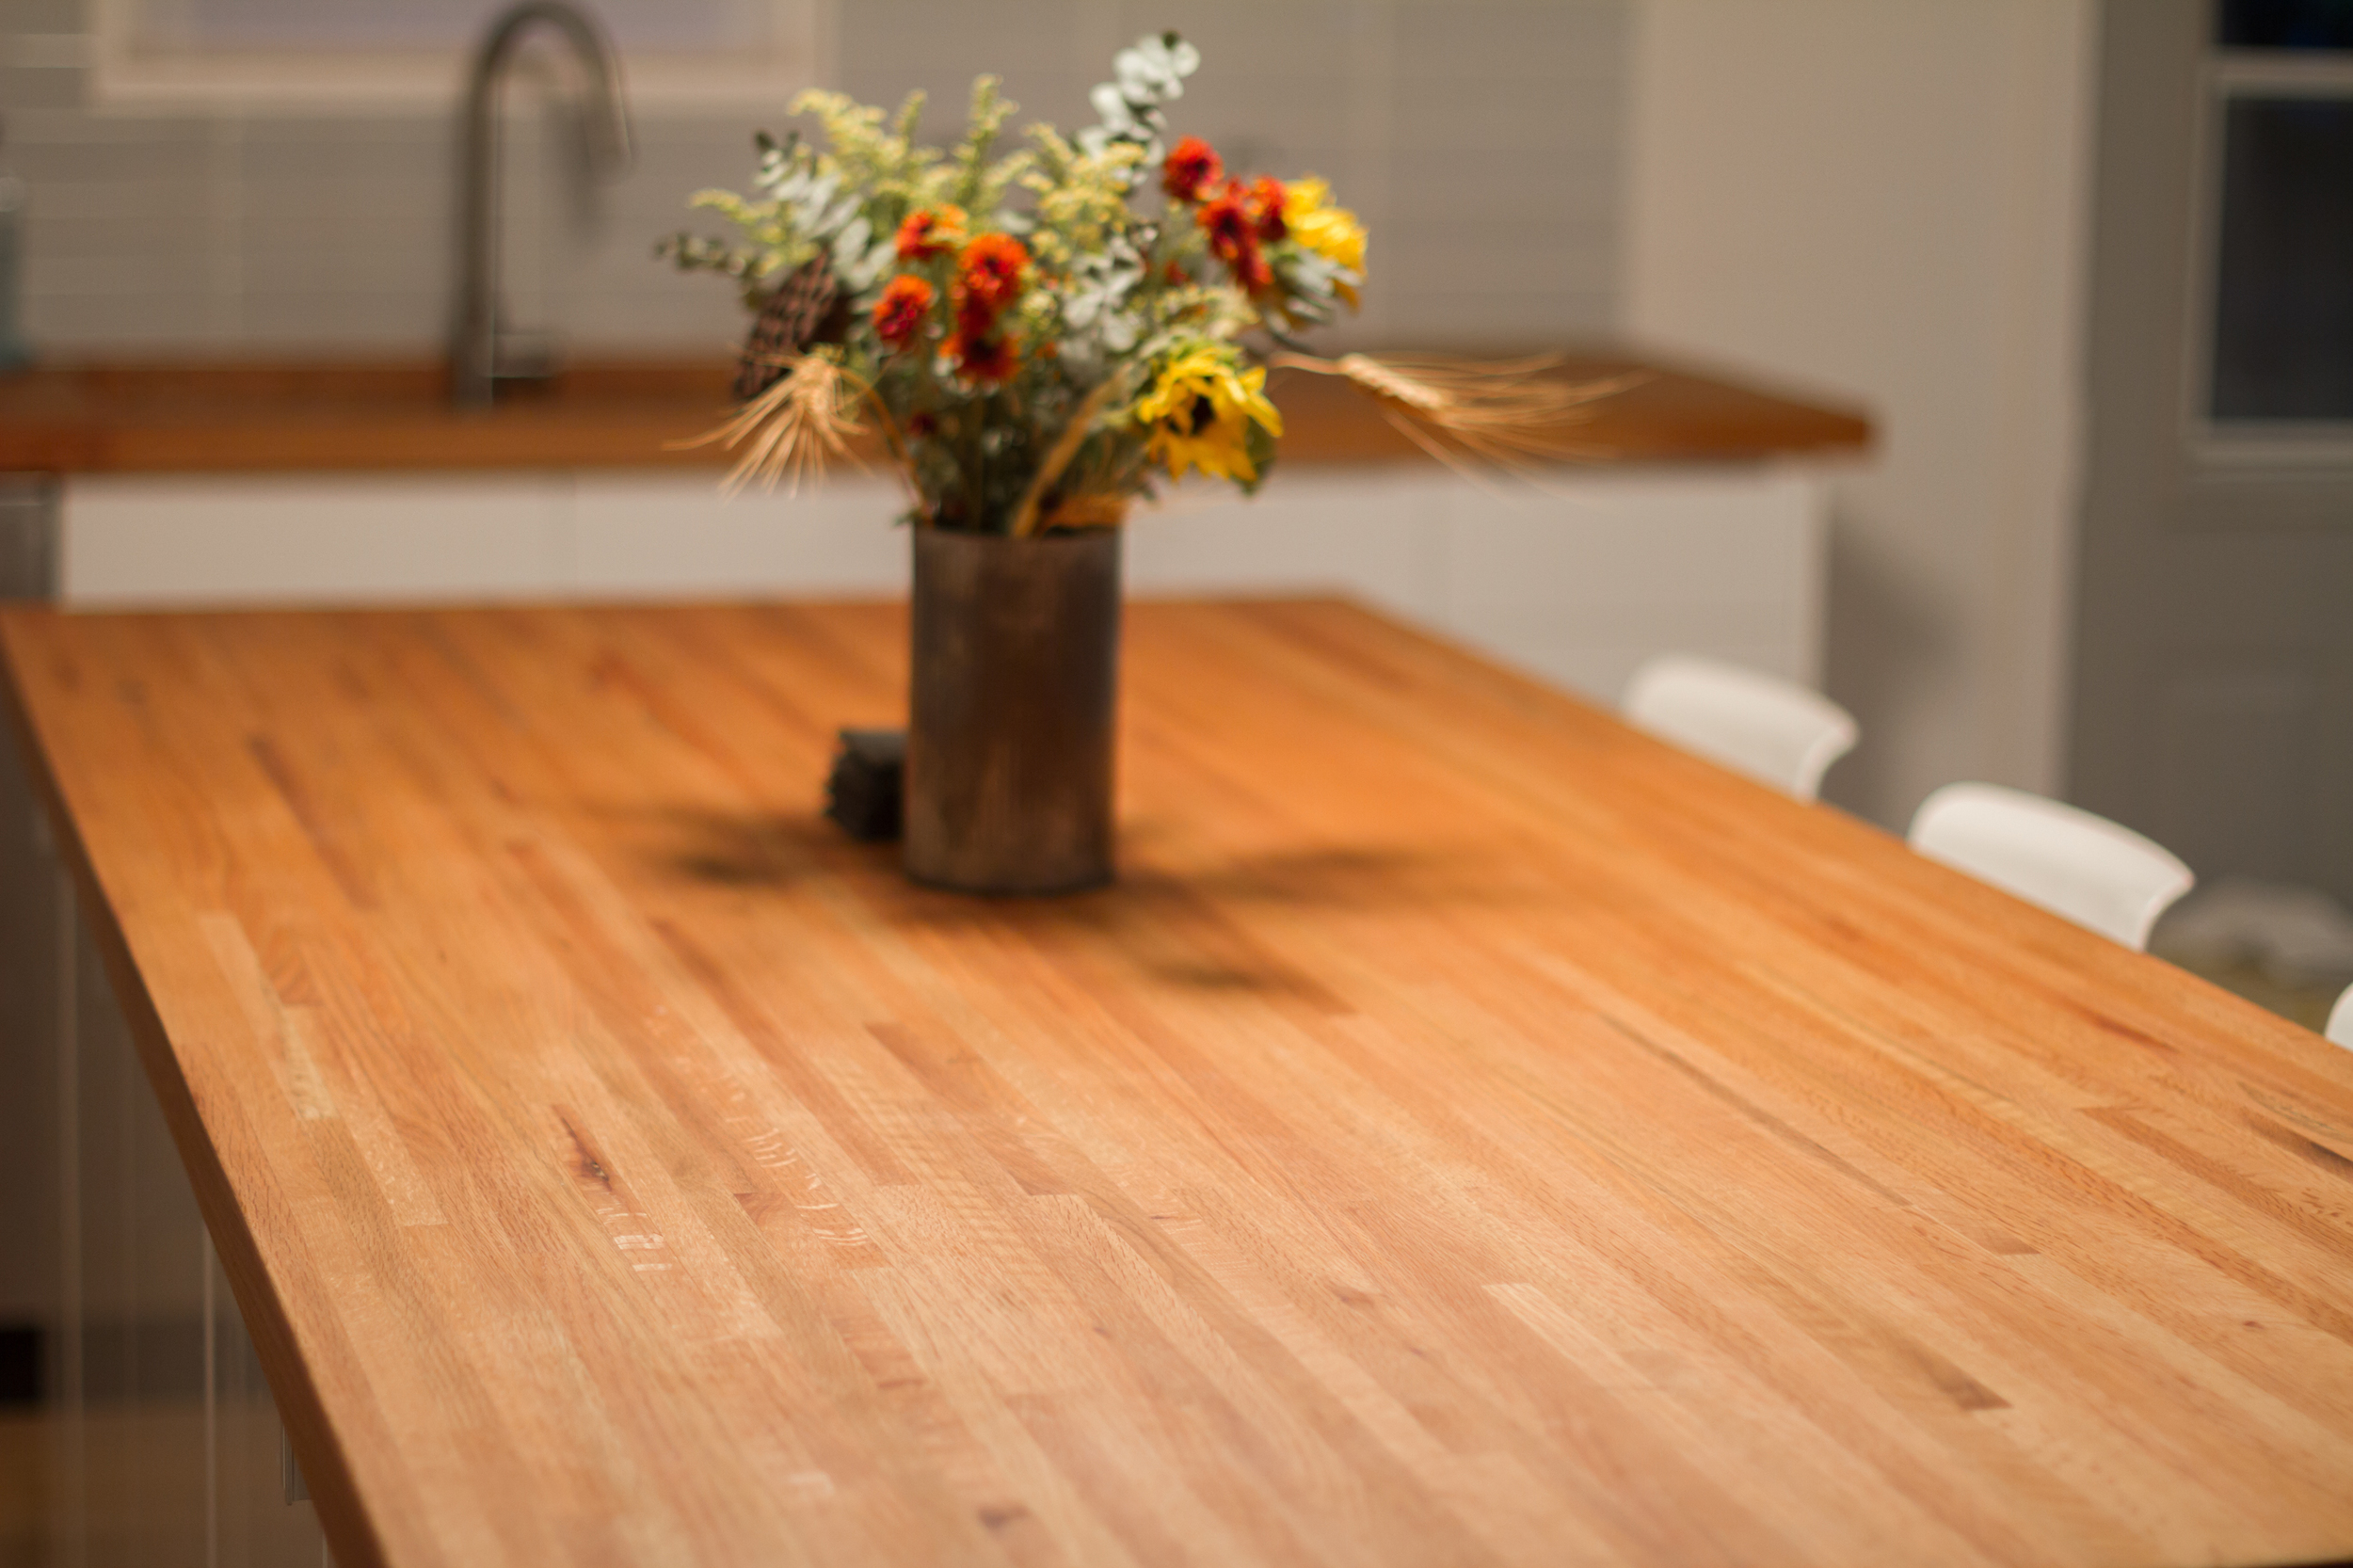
451 1 634 408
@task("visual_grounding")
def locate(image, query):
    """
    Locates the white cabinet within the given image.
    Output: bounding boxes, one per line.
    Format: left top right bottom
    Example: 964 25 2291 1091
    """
60 462 1828 702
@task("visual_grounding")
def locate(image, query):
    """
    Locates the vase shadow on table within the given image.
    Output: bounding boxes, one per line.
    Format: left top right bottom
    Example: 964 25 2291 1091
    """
648 808 857 888
645 808 1525 904
642 808 1541 997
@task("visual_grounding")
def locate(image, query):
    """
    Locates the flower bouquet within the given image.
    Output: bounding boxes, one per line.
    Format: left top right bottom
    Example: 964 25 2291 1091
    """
663 32 1621 892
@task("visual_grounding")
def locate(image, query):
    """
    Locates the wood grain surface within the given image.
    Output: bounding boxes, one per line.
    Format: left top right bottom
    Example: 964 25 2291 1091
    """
4 598 2349 1568
0 353 1870 474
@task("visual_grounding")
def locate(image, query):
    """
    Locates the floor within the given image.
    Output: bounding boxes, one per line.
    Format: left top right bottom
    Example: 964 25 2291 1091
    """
0 1404 333 1568
2168 954 2341 1034
0 1413 43 1568
2149 877 2353 1038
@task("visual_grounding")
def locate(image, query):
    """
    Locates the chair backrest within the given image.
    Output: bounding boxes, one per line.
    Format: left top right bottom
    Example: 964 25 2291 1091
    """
1908 782 2195 951
2328 985 2353 1051
1623 655 1858 802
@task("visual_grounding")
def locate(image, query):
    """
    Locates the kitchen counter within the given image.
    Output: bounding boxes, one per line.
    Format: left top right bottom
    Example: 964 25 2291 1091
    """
0 352 1870 474
7 597 2351 1568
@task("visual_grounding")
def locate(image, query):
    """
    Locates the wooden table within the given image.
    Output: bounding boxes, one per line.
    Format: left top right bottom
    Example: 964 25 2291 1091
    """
5 599 2350 1568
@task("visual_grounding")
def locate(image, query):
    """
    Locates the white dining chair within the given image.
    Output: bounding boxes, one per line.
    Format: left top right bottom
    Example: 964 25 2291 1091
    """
2327 986 2353 1051
1622 654 1858 802
1908 782 2194 952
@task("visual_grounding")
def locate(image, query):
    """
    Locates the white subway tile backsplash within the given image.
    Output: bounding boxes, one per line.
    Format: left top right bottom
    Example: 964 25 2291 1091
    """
18 178 205 223
236 117 449 172
19 293 236 347
24 248 209 296
0 60 87 111
6 0 1627 355
8 136 215 187
231 291 448 346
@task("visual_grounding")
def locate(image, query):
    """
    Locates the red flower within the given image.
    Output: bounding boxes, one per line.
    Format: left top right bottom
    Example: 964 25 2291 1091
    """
871 274 934 348
1198 182 1253 258
1248 176 1288 242
950 330 1018 385
1197 181 1271 292
895 204 968 262
956 233 1030 316
952 290 1000 344
1232 243 1273 293
1162 136 1224 203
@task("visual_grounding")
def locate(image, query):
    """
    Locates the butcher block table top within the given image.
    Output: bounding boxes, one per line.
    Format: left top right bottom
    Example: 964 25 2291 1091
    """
6 598 2353 1568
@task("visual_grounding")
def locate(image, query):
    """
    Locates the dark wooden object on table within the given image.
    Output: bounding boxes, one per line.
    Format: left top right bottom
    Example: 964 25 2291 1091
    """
823 728 905 842
8 598 2345 1568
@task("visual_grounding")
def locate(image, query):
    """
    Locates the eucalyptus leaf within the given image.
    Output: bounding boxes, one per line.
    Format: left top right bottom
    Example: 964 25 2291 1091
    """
1090 84 1139 133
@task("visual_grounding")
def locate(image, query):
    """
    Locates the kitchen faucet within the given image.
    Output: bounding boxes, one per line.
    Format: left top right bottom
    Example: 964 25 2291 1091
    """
451 0 633 408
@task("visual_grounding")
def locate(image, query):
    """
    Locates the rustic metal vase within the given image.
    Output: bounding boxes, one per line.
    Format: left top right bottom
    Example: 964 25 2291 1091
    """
904 527 1121 894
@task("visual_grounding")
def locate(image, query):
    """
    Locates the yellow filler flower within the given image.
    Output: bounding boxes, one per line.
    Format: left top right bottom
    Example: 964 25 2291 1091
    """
1282 177 1367 304
1133 344 1284 483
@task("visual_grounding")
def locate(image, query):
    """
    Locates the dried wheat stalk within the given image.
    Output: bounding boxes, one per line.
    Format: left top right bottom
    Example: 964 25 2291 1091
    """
1268 351 1644 477
669 349 873 496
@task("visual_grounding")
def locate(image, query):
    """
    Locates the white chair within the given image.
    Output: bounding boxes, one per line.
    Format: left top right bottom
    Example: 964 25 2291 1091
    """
1622 654 1858 802
2327 986 2353 1050
1908 782 2194 952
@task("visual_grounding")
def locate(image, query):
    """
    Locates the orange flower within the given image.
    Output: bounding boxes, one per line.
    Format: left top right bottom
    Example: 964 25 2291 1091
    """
872 274 934 348
950 330 1017 385
895 204 968 262
955 233 1030 316
1162 136 1224 203
1248 176 1288 242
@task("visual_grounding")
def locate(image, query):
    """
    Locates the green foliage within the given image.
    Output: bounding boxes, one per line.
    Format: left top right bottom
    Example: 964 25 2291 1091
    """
1021 129 1145 268
948 76 1033 216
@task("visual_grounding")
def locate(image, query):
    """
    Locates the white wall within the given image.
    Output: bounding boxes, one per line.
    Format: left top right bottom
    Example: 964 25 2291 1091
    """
1621 0 2095 830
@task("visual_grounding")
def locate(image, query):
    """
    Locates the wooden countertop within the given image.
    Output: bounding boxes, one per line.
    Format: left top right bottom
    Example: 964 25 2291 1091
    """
8 599 2348 1568
0 353 1870 474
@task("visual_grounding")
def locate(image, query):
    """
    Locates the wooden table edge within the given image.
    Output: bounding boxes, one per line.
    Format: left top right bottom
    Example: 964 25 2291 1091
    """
0 608 395 1568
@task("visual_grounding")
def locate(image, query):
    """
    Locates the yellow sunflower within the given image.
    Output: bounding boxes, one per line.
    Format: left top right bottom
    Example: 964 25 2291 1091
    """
1131 343 1285 484
1282 177 1367 304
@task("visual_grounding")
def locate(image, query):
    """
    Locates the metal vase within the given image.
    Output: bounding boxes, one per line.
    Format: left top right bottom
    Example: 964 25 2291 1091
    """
904 527 1121 894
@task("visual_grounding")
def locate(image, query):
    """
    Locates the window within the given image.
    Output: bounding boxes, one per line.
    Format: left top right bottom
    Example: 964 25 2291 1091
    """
2195 0 2353 444
2219 0 2353 51
2209 96 2353 420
